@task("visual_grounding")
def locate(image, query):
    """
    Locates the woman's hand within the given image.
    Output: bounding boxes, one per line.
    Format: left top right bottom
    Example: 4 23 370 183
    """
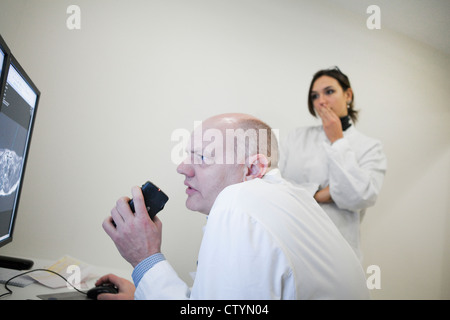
315 105 344 144
314 186 334 203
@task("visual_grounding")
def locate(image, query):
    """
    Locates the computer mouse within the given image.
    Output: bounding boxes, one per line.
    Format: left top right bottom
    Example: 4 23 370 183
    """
87 283 119 300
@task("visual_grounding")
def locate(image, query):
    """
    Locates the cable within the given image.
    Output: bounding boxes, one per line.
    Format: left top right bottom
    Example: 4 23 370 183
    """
0 268 88 299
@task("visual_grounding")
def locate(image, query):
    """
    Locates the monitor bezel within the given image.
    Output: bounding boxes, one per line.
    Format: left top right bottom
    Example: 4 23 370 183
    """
0 34 12 248
0 34 11 102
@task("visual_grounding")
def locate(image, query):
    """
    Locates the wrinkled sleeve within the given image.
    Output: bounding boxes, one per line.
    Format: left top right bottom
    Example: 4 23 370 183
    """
134 260 191 300
324 138 387 211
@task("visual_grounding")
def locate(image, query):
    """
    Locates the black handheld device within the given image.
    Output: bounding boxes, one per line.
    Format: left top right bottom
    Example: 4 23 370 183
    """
128 181 169 220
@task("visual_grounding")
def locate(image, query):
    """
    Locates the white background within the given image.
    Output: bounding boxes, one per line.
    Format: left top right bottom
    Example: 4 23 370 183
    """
0 0 449 299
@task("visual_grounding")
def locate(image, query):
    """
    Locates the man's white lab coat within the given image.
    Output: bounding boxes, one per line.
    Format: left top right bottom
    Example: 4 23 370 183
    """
134 169 370 300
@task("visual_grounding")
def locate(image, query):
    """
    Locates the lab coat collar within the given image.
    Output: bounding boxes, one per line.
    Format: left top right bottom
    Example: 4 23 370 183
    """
262 168 282 183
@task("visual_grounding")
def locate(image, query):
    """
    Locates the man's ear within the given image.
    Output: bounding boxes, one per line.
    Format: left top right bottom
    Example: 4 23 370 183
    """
244 154 269 181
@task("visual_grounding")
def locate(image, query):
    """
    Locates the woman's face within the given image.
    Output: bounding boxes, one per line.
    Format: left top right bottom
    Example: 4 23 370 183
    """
310 75 352 118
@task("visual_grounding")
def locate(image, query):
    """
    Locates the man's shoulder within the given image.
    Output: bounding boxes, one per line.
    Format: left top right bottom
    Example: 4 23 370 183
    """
218 178 271 201
213 180 259 209
214 176 314 219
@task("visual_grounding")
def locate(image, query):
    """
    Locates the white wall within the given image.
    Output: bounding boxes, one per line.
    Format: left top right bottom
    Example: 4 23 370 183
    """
1 0 449 299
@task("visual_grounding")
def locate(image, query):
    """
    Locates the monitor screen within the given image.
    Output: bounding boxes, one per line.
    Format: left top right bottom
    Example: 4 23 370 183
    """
0 54 40 249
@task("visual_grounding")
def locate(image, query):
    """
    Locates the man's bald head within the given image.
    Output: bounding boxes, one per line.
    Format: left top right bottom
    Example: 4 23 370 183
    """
197 113 278 168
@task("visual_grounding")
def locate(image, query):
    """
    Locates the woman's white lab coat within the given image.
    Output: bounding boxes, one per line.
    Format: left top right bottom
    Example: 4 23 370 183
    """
280 125 387 260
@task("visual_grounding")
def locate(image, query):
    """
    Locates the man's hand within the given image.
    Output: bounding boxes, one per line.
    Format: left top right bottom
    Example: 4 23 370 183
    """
103 186 163 267
95 274 135 300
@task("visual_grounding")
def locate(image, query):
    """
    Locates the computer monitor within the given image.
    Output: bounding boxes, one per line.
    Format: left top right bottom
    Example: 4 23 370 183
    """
0 34 40 270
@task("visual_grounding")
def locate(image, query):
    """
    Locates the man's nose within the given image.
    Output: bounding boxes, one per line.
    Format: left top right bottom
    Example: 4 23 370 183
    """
176 158 194 177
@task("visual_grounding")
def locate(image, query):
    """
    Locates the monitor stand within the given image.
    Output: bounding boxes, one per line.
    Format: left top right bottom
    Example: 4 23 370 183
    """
0 255 34 270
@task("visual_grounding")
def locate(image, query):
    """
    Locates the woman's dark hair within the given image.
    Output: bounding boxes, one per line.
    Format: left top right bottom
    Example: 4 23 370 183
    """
307 66 359 123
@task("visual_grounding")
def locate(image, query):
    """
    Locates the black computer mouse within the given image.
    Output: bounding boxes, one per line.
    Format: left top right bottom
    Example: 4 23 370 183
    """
87 283 119 300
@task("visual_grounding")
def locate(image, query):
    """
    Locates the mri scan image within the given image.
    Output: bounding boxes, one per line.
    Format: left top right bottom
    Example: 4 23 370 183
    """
0 148 22 196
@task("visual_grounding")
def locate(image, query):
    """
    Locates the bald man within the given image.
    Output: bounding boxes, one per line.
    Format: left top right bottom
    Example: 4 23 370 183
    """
101 113 370 300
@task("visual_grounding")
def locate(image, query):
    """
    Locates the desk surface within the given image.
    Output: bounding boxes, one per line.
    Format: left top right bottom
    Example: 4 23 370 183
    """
0 258 133 300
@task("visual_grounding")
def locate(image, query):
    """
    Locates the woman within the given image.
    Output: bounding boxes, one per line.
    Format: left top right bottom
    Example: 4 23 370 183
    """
279 67 387 261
